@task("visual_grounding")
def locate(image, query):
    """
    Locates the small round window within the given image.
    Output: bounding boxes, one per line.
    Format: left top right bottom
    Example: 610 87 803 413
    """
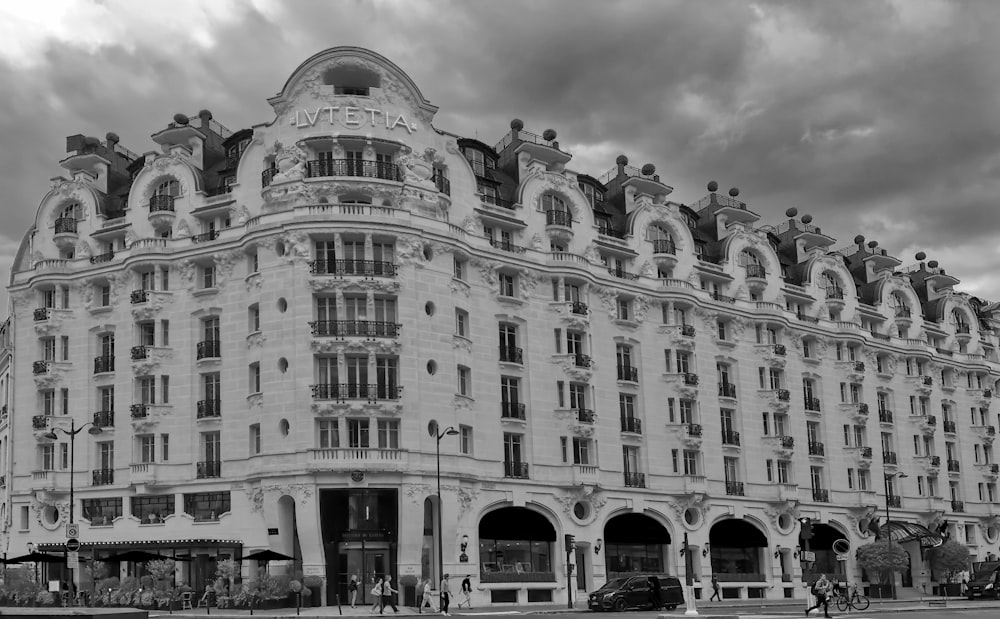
279 419 290 436
425 301 435 316
277 298 288 313
778 513 794 533
42 505 59 526
683 508 700 527
427 360 437 375
573 502 590 521
278 358 288 373
275 241 286 257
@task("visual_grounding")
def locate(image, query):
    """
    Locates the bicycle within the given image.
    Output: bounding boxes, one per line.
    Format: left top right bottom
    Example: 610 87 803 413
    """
834 583 870 611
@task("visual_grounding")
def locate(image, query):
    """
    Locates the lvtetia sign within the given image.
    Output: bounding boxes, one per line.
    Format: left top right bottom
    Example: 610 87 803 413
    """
289 106 418 134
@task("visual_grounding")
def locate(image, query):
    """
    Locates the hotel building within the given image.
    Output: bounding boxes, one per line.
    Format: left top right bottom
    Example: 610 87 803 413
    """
2 46 1000 605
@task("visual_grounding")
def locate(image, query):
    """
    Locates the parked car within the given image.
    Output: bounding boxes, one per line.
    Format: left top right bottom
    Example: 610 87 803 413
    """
588 575 684 611
967 562 1000 600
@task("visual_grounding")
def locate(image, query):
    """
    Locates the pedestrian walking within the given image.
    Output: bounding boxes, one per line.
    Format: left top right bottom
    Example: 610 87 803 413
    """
805 573 832 618
420 579 439 613
350 574 359 608
709 575 721 601
440 573 452 615
370 576 384 614
457 575 472 609
381 575 399 613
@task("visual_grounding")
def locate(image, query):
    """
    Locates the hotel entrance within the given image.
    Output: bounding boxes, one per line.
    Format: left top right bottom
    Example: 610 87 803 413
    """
320 489 398 606
341 542 390 605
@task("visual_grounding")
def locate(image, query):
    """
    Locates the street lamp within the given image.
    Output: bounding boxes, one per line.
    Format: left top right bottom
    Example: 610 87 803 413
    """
428 420 458 586
44 418 103 601
882 470 908 600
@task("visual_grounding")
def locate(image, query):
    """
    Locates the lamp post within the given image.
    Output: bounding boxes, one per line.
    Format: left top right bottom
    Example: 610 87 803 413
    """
429 420 458 586
882 471 908 600
44 418 103 602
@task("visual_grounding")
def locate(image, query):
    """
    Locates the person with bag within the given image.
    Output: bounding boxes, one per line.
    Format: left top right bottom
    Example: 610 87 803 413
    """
457 575 472 609
440 573 452 616
370 577 384 614
420 579 439 613
381 575 399 613
709 575 721 601
805 574 832 618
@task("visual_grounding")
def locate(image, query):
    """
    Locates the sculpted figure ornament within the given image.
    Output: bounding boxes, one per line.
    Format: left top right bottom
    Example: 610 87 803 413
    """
270 140 308 184
75 239 92 258
175 218 191 238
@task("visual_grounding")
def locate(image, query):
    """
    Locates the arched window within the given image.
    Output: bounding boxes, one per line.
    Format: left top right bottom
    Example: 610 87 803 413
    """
739 250 765 279
889 293 910 318
819 271 839 291
58 202 82 221
541 193 568 213
154 179 180 198
649 224 674 254
952 309 970 333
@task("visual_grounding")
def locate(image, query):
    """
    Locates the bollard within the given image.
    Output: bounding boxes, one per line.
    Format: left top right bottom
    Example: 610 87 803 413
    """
337 592 343 615
297 591 301 616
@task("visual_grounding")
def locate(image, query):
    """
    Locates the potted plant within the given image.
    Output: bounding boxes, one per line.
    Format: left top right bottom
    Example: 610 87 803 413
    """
927 539 971 596
856 540 909 598
303 575 324 607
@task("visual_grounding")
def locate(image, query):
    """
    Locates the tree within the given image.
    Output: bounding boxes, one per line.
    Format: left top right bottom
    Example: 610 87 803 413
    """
927 539 971 582
856 540 909 584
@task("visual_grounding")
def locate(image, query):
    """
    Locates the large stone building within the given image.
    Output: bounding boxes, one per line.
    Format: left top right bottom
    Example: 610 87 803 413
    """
3 46 1000 605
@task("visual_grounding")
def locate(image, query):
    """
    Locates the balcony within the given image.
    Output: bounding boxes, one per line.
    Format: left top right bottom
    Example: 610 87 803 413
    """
32 415 49 430
884 451 898 465
310 383 403 402
92 469 114 486
130 346 149 360
624 472 646 488
680 324 696 337
598 223 626 239
130 404 149 419
501 402 526 420
925 415 937 426
773 344 786 356
499 346 523 364
489 239 528 254
879 409 894 424
951 500 965 513
860 446 873 458
196 460 222 479
32 360 50 375
607 267 639 281
826 287 845 300
858 403 870 415
308 447 408 472
621 417 643 434
93 355 114 374
895 306 912 319
33 307 50 321
570 301 589 315
617 364 639 383
54 216 78 234
722 430 741 446
574 354 593 369
744 264 766 280
887 495 902 508
577 409 596 424
545 210 573 228
777 389 790 401
308 259 398 278
190 230 218 243
434 172 450 196
780 435 795 449
854 361 866 372
808 441 825 456
310 320 401 338
196 399 222 419
480 193 514 210
687 423 703 437
718 382 737 398
804 397 821 412
148 194 175 213
305 158 402 182
652 239 676 255
812 488 830 503
930 455 941 466
93 410 114 428
196 340 221 360
130 289 148 304
947 459 960 472
726 481 745 496
90 251 115 264
683 373 699 385
504 461 530 479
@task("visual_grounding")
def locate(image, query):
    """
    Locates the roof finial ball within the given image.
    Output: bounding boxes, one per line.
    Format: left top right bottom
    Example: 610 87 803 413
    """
173 113 189 125
867 240 879 249
801 214 813 224
510 119 524 130
728 187 740 197
542 128 557 141
915 251 927 261
854 235 866 245
616 155 629 166
198 109 213 120
928 260 939 268
785 207 798 218
641 163 656 176
707 181 719 192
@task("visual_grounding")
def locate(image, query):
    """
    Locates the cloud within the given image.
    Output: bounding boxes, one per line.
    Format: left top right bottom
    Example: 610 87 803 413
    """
2 0 1000 308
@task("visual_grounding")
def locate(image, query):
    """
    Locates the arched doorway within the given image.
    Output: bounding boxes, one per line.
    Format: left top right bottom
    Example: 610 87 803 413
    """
479 507 556 584
604 513 671 578
709 519 767 582
800 522 847 582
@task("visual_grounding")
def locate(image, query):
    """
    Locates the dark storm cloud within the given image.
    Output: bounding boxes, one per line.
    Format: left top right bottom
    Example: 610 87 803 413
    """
2 0 1000 306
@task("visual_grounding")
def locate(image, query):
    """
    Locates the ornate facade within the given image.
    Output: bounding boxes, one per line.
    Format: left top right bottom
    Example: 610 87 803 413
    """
3 46 1000 604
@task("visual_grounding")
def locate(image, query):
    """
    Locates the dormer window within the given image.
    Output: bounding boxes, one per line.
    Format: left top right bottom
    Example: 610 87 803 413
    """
322 65 380 96
59 202 83 222
335 86 369 96
155 179 179 198
464 148 496 177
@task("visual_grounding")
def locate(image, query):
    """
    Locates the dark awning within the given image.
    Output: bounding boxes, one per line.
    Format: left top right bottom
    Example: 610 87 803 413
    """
881 522 943 547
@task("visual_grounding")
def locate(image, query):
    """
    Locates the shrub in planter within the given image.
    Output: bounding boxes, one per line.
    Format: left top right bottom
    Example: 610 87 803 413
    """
35 590 56 606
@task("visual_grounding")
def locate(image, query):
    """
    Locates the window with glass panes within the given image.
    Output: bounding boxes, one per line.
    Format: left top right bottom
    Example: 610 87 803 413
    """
348 419 369 448
138 435 155 463
132 495 174 521
318 420 339 448
377 419 399 448
183 491 230 521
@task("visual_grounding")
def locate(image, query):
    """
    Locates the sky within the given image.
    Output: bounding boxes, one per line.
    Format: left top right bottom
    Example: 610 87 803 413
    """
2 0 1000 313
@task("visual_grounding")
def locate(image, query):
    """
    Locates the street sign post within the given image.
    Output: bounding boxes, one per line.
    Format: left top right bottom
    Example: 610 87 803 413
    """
65 523 79 538
67 551 79 566
65 538 80 552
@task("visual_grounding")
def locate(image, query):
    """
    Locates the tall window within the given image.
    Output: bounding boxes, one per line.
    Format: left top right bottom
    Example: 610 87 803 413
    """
377 419 399 449
318 420 339 448
572 438 592 465
504 433 523 465
249 424 261 455
460 425 473 455
202 431 220 462
348 419 370 448
139 435 155 463
457 366 471 396
498 272 516 297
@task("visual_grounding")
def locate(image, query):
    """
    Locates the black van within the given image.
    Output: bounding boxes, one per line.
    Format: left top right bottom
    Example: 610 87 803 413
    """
967 562 1000 599
588 575 684 611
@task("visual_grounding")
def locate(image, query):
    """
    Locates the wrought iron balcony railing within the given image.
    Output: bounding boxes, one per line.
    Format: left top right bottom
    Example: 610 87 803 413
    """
884 451 898 464
92 469 114 486
310 320 401 338
777 389 790 401
130 289 148 304
887 495 902 508
308 259 398 278
131 346 149 360
683 373 699 385
812 488 830 503
191 230 218 243
570 301 589 315
745 264 766 279
951 500 965 512
722 430 741 446
804 397 821 411
305 158 403 181
879 409 894 423
687 423 703 437
621 417 642 434
54 217 78 233
130 404 149 419
773 344 786 356
33 307 50 321
32 360 50 375
943 420 957 433
617 364 639 382
196 460 222 479
726 481 745 496
947 459 961 472
718 382 737 398
577 409 595 424
310 383 403 401
499 346 523 364
93 355 114 374
196 399 222 419
574 354 593 369
624 472 646 488
93 410 114 428
196 340 221 360
808 441 826 456
545 210 572 227
148 195 175 212
32 415 49 430
780 435 795 449
652 239 676 255
504 461 530 479
680 324 696 337
501 402 526 420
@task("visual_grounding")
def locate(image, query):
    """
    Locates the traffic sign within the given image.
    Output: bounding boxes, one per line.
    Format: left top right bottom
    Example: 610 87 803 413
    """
801 550 816 562
67 551 79 566
65 523 79 538
836 553 849 561
65 538 81 552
